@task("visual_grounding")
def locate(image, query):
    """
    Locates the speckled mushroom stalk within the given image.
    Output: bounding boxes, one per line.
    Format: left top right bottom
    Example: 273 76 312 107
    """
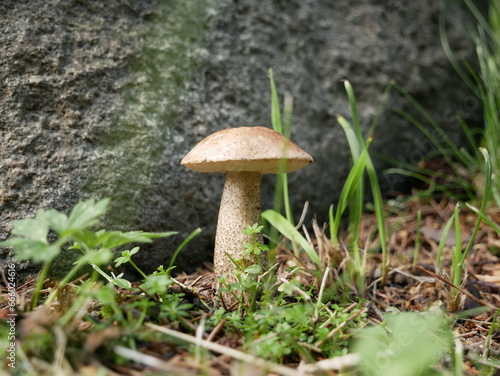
181 126 313 307
214 171 264 287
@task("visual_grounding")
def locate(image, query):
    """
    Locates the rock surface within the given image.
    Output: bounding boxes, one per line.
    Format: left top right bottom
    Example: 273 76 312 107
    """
0 0 483 278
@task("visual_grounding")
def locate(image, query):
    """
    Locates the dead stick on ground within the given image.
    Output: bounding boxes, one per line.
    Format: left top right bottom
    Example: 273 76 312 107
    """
146 323 359 375
147 323 299 376
416 266 496 310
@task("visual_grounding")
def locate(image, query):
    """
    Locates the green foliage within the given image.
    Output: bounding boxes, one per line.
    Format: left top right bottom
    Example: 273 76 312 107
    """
243 223 269 258
115 247 148 279
432 149 496 305
209 299 367 364
261 210 321 268
387 0 500 205
0 198 205 374
265 81 390 294
217 223 271 311
353 312 453 376
3 198 109 263
341 81 389 284
159 295 193 322
1 198 179 309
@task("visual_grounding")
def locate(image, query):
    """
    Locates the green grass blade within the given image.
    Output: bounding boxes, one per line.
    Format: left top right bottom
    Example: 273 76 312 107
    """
336 121 367 262
281 174 293 223
465 203 500 234
461 148 493 265
393 107 475 199
343 80 362 135
436 215 455 272
169 227 202 270
392 81 467 161
452 203 462 299
383 167 472 199
453 338 464 376
439 1 477 92
333 145 370 239
262 209 321 268
366 162 388 282
282 93 293 139
269 68 282 135
268 68 294 224
463 0 499 42
393 108 467 169
340 82 389 283
329 204 337 243
368 80 395 136
337 115 362 159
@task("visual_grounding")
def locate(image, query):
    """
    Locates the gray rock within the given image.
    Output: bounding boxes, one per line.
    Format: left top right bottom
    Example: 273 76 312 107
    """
0 0 483 279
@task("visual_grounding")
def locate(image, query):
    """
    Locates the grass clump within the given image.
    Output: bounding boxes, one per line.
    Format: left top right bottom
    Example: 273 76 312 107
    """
384 0 500 206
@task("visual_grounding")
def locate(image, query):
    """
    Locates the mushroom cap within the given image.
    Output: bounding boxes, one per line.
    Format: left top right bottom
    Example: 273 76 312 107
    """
181 126 313 174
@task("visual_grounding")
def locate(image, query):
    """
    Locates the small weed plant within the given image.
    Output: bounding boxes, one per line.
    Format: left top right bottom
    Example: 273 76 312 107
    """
0 199 200 375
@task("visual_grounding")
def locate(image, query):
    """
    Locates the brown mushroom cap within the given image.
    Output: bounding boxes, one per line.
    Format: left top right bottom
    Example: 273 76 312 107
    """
181 126 313 174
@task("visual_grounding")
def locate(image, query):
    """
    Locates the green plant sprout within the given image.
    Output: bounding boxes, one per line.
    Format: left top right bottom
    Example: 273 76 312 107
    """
218 223 271 311
0 198 182 309
242 223 269 267
115 247 147 279
1 198 110 309
429 148 496 309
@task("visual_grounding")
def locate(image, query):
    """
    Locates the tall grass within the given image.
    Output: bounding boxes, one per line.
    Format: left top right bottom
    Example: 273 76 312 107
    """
340 81 389 285
264 77 390 293
438 0 499 204
269 68 294 225
381 1 500 205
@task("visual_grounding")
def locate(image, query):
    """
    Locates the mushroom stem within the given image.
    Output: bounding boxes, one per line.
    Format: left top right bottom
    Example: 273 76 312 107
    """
214 171 265 304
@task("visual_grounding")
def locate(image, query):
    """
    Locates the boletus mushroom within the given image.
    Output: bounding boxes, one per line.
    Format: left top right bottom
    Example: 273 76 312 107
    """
181 126 313 306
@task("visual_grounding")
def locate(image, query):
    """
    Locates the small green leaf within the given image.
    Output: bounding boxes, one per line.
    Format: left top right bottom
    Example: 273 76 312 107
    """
114 247 140 267
99 230 177 249
66 198 110 232
45 209 69 236
10 211 50 243
72 230 100 249
142 274 173 295
243 243 255 255
244 264 262 274
112 277 133 289
269 68 282 135
128 246 140 256
78 248 113 266
5 240 60 263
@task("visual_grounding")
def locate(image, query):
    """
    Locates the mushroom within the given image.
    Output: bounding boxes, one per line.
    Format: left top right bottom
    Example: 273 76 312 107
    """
181 126 313 305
